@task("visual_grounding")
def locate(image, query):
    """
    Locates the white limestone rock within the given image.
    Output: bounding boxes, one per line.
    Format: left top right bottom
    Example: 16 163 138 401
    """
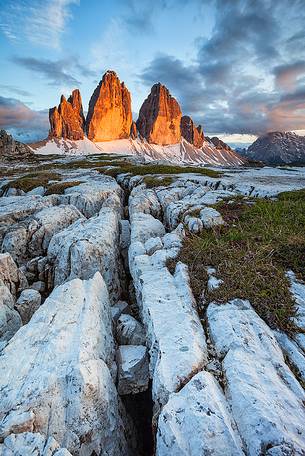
27 186 45 196
145 236 163 255
117 345 149 395
275 331 305 384
207 299 305 455
58 179 122 218
112 301 130 323
15 288 41 324
287 270 305 330
0 273 130 455
156 371 244 456
200 206 224 228
129 250 207 406
0 280 21 349
1 226 28 264
0 253 28 297
129 187 161 219
0 195 57 227
28 204 84 257
184 215 203 233
116 314 146 345
48 207 121 302
130 212 165 244
119 219 131 250
0 432 72 455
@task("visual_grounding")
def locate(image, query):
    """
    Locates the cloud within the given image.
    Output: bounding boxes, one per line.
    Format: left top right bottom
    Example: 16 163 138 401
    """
139 0 305 135
273 61 305 90
11 56 97 87
0 85 32 97
0 96 49 142
0 0 79 49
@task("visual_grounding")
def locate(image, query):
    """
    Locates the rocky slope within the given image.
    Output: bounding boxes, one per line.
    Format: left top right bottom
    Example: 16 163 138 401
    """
86 71 132 142
246 131 305 164
49 90 85 140
0 158 305 454
0 130 33 161
136 83 182 145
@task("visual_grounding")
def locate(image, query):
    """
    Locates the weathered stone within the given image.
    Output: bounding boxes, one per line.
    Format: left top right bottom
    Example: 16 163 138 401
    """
116 314 146 345
86 71 132 142
117 345 149 395
156 371 244 456
130 212 165 244
0 253 28 296
15 288 41 324
0 273 131 455
200 207 224 228
137 83 182 145
49 90 85 140
0 432 72 455
207 299 305 455
0 280 21 349
111 301 130 323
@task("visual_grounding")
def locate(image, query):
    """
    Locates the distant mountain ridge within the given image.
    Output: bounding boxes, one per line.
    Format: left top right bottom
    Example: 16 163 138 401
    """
246 131 305 164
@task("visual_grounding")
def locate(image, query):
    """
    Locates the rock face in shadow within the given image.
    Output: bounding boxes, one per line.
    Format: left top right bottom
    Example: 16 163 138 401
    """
180 115 204 148
49 89 85 140
136 83 182 145
86 71 132 142
0 130 33 161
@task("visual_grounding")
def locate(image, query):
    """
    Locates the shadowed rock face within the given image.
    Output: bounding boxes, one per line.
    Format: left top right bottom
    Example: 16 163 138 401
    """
49 89 85 140
181 116 204 148
86 71 132 142
207 136 234 152
136 83 182 146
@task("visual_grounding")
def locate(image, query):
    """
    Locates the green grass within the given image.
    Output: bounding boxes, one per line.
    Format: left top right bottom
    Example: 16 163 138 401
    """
278 188 305 201
45 180 83 195
104 163 222 178
142 175 175 188
4 172 61 192
176 191 305 333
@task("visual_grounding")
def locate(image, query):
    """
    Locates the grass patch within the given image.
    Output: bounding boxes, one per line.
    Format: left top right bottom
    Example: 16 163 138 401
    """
278 188 305 201
104 163 222 178
5 172 61 192
143 175 175 188
176 192 305 332
45 180 83 195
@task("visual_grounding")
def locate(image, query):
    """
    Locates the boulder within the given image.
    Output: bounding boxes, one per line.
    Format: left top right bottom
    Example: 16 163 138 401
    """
0 253 28 297
0 432 72 455
0 273 131 455
47 207 122 302
49 90 85 140
111 301 130 323
156 371 244 456
15 288 41 324
116 345 149 395
200 207 224 228
86 71 132 142
0 280 21 349
130 212 165 244
116 314 146 345
207 299 305 454
136 83 182 145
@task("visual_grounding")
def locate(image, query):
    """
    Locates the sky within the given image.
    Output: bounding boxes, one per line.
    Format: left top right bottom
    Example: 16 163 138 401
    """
0 0 305 146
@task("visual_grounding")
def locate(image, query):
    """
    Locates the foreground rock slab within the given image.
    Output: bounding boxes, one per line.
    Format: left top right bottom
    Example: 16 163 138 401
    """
0 273 130 455
207 299 305 455
156 371 244 456
117 345 149 395
0 432 72 455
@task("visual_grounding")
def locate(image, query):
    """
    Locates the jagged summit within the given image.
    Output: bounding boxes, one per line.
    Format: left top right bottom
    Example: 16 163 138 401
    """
137 83 182 145
86 71 132 142
49 89 85 140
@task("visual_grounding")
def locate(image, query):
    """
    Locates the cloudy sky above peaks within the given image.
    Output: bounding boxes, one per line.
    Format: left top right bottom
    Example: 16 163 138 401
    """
0 0 305 144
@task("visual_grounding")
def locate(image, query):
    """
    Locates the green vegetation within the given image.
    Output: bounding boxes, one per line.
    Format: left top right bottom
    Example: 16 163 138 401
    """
142 175 175 188
104 163 222 178
45 180 83 195
5 172 61 192
176 191 305 332
278 188 305 201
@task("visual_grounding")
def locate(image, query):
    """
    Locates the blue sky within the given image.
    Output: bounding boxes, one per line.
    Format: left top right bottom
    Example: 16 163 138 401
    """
0 0 305 144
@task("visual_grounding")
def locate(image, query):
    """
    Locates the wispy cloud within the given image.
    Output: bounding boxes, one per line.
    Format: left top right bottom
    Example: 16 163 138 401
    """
0 0 79 49
11 55 97 87
0 84 32 97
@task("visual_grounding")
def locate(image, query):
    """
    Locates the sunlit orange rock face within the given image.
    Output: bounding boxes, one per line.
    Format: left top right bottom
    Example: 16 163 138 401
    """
86 71 132 142
49 89 85 140
137 83 182 145
181 115 204 148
